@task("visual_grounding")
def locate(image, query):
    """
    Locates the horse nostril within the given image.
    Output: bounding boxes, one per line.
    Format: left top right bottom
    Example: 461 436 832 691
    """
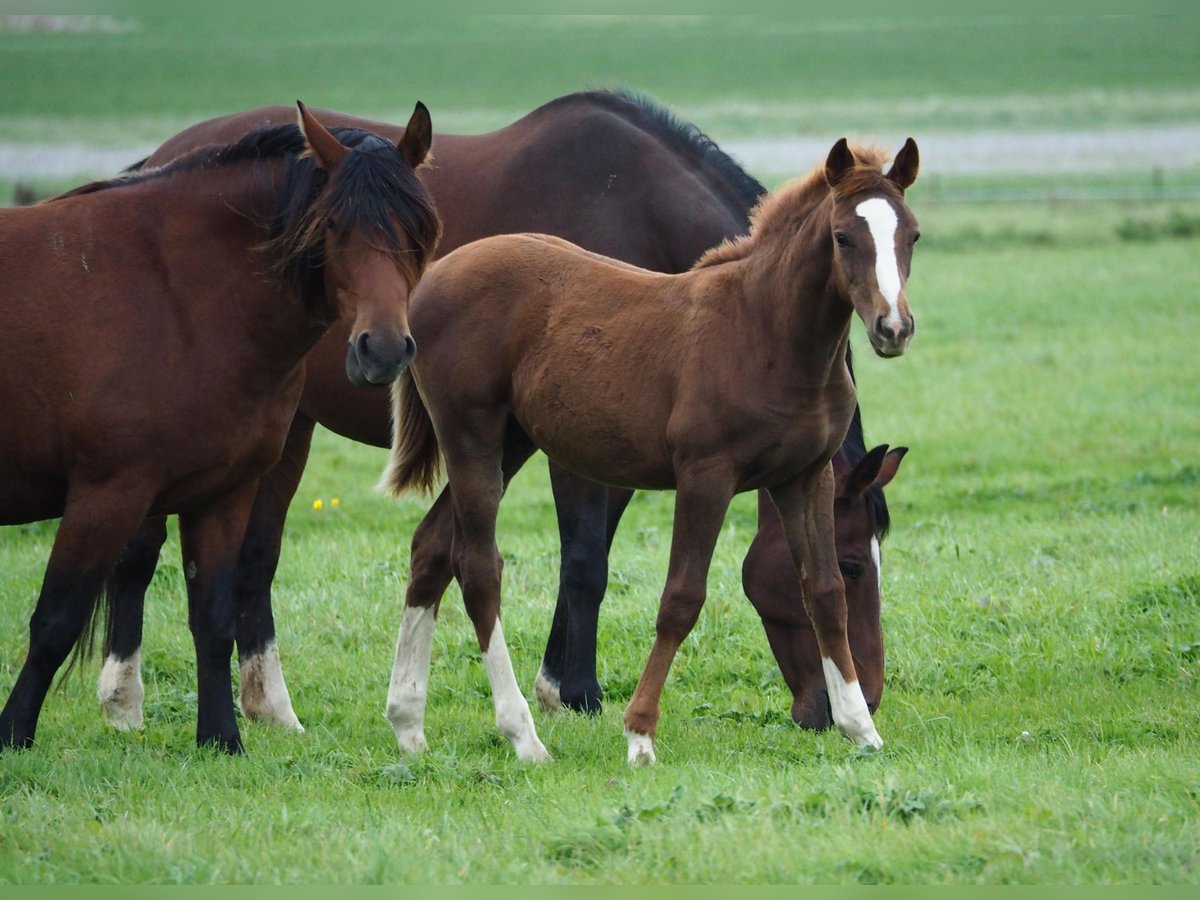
356 331 371 360
403 334 416 361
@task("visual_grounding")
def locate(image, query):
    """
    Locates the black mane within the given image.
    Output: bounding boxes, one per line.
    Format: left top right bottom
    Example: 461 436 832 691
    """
53 124 441 313
51 124 313 199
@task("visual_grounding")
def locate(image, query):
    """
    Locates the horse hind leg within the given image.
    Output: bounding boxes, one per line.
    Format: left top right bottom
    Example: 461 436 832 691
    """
97 515 168 731
536 467 610 715
455 432 548 762
386 486 455 754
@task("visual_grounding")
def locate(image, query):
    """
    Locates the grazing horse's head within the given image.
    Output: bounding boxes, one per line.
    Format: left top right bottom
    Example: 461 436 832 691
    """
285 101 441 387
825 138 920 359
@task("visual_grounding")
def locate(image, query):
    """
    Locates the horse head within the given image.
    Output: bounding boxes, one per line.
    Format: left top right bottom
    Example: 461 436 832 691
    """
296 101 440 387
825 138 920 359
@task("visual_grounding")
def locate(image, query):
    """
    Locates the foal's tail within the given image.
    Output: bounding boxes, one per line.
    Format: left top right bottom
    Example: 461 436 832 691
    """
378 370 442 496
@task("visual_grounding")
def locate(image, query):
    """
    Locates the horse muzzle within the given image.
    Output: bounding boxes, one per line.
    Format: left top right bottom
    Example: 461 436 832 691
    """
345 331 417 387
868 314 915 358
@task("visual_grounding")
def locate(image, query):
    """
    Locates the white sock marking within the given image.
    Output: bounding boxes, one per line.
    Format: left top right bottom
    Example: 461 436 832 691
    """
856 197 903 332
870 535 882 596
534 666 564 714
483 618 550 762
239 641 304 732
625 727 657 767
385 604 437 753
821 656 883 749
97 651 144 731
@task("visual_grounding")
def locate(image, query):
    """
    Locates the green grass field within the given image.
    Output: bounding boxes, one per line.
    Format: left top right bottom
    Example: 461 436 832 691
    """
1 15 1198 885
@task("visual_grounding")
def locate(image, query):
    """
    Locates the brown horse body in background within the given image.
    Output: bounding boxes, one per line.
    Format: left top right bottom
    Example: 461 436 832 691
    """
0 104 439 752
383 139 920 764
99 92 906 740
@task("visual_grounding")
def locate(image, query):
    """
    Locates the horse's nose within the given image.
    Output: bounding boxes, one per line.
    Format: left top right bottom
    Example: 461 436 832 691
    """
348 331 417 386
875 314 911 342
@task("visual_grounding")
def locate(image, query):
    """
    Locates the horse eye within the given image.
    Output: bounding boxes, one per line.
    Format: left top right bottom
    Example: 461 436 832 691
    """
834 231 850 247
912 232 921 245
839 561 865 581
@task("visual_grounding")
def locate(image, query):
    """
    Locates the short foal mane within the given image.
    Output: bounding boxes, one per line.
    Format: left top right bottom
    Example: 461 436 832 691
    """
692 144 893 270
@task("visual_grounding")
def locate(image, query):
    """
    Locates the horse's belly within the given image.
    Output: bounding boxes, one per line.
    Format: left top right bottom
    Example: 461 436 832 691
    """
513 401 674 490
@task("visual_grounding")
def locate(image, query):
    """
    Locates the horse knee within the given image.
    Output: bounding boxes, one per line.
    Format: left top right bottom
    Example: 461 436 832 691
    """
655 584 706 639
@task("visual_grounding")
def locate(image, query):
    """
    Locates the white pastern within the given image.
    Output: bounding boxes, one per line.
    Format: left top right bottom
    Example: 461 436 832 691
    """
385 604 437 753
855 197 903 331
239 641 304 732
97 651 144 731
483 618 551 762
534 666 564 714
821 656 883 749
870 535 882 596
625 728 657 766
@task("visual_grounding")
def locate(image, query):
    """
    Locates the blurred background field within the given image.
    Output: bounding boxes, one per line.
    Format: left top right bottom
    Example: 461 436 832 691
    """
1 15 1198 884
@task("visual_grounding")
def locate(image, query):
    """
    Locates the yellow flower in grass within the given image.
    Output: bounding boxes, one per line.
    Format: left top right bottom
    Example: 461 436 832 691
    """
312 498 324 511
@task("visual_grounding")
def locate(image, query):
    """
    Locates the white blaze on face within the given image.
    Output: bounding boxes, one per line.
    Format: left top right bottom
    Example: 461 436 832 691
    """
870 535 882 596
482 618 551 762
855 197 903 332
821 656 883 749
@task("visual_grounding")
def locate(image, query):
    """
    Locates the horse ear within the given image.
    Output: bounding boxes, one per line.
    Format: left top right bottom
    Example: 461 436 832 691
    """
825 138 856 189
398 101 433 170
871 446 908 491
886 138 919 190
840 444 890 498
296 100 350 171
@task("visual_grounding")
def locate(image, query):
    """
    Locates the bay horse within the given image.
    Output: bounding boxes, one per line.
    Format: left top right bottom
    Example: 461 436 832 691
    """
381 138 920 764
0 102 439 753
97 91 905 739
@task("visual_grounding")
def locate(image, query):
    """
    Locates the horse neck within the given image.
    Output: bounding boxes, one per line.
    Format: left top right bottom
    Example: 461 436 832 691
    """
174 165 329 368
741 195 851 378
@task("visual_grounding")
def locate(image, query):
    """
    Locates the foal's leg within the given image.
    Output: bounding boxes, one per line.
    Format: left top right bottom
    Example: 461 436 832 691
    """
177 480 261 753
769 467 882 749
233 412 317 733
386 437 541 758
98 515 167 731
1 483 152 750
451 436 547 761
623 469 735 766
386 486 455 753
741 491 833 731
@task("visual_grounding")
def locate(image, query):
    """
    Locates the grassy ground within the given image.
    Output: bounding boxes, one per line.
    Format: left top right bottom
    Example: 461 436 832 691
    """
1 14 1199 885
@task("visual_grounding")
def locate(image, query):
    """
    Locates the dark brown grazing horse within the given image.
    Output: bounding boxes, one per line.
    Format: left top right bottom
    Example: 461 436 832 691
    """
98 92 904 738
0 103 439 753
381 138 920 764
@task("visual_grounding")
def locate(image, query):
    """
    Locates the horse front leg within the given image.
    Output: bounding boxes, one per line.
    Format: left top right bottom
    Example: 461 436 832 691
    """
234 412 317 733
2 481 154 750
178 480 261 753
769 465 882 749
623 467 735 766
97 515 168 731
